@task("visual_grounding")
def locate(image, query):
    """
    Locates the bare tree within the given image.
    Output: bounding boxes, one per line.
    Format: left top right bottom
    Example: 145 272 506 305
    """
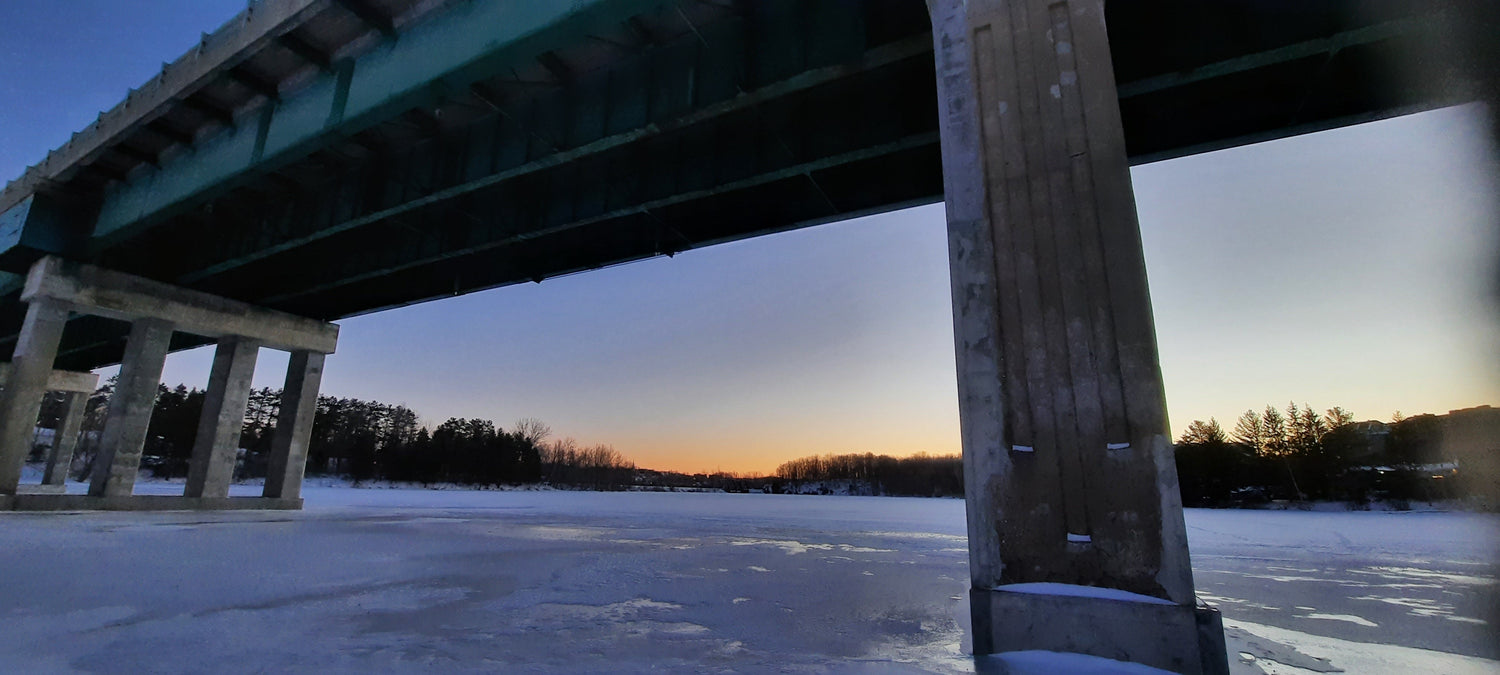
1325 406 1355 430
513 417 552 446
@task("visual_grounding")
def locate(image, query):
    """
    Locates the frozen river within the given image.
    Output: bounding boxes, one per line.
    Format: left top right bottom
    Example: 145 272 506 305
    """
0 486 1495 673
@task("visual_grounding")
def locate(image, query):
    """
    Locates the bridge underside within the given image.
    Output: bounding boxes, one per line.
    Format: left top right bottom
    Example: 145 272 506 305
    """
0 0 1459 371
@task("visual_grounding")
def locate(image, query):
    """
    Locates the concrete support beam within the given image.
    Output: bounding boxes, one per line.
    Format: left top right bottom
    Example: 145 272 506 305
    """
927 0 1224 671
88 318 173 498
20 368 100 394
185 337 261 499
45 370 99 393
264 350 324 500
22 257 338 353
0 299 69 494
42 390 88 486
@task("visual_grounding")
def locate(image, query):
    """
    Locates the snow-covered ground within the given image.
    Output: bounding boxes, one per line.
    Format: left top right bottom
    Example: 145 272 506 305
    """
0 478 1496 673
1187 508 1499 674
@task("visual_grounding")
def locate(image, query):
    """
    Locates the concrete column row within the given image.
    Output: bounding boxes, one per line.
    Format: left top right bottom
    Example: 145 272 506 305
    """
0 257 338 504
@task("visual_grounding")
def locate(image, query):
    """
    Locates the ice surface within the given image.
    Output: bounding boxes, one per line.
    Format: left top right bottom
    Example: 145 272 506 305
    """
1226 619 1500 675
0 487 975 673
0 481 1495 673
1185 505 1500 664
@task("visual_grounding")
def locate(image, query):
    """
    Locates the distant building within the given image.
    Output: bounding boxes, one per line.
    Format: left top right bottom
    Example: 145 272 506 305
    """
1443 405 1500 454
1337 420 1391 460
1443 405 1500 504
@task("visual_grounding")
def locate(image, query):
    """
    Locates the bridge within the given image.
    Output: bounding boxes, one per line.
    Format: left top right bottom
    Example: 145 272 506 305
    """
0 0 1473 671
0 0 1457 366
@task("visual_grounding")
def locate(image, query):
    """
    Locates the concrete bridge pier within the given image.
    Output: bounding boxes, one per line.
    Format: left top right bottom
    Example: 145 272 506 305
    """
41 390 88 487
0 361 100 493
927 0 1227 672
184 337 261 499
36 370 98 488
90 318 174 498
0 300 69 494
263 350 325 501
0 257 337 510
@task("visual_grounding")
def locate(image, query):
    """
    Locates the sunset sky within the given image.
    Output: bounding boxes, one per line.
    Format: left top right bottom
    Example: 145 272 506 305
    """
2 2 1496 475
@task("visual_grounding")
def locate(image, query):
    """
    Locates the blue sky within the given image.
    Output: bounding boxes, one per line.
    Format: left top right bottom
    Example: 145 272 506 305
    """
2 2 1496 473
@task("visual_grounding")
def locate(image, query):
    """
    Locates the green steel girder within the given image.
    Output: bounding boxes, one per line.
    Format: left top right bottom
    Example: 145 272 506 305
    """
92 0 671 243
190 9 930 309
268 141 944 321
91 0 1454 302
1116 16 1443 100
195 50 937 289
100 0 898 288
255 126 939 308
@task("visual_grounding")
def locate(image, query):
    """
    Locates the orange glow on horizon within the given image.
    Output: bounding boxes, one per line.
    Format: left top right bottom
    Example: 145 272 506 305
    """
584 430 962 477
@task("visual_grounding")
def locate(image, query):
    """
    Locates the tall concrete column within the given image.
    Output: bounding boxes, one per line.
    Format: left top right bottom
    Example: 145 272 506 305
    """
42 390 88 486
928 0 1224 672
0 299 69 494
88 318 173 498
185 337 260 499
264 350 324 500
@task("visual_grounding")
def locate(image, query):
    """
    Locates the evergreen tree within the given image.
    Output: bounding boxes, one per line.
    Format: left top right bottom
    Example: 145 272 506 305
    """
1232 410 1264 453
1179 418 1227 445
1260 405 1288 458
1287 403 1326 457
1175 419 1255 506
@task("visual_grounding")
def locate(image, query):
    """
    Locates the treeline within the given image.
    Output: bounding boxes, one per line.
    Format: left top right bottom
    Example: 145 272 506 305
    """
42 377 1490 505
42 379 634 490
539 438 636 490
774 452 963 497
1174 402 1486 507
